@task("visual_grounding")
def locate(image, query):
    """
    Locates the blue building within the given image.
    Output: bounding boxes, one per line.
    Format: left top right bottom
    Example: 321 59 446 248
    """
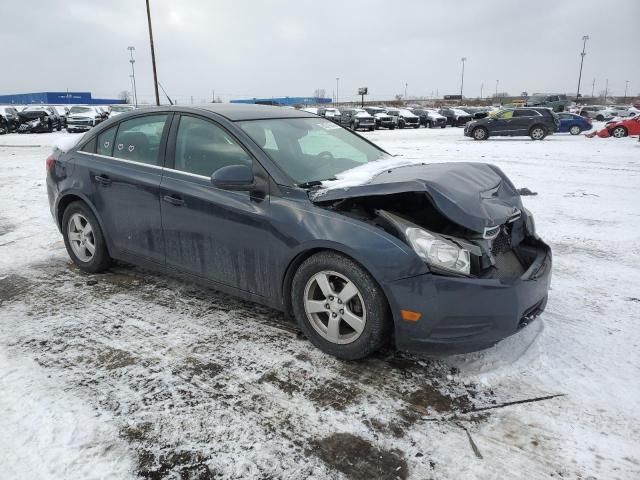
230 96 331 106
0 91 125 105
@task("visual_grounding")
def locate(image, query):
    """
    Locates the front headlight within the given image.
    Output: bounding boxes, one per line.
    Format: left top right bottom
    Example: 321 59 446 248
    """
28 119 40 126
405 227 471 275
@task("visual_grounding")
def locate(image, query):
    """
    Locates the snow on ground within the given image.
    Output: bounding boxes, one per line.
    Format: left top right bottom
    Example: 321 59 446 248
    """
0 127 639 479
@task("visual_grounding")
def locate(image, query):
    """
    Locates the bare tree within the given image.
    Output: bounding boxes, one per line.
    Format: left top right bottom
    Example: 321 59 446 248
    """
117 90 131 103
313 88 326 98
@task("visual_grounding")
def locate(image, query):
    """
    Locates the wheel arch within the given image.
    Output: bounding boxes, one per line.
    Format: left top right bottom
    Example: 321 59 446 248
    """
281 244 395 318
56 192 112 254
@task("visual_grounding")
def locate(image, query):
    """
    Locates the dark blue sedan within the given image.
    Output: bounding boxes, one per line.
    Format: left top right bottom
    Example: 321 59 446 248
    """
46 104 551 360
557 112 592 135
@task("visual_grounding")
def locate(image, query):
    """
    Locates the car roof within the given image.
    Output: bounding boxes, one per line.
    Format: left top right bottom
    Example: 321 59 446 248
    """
189 103 316 121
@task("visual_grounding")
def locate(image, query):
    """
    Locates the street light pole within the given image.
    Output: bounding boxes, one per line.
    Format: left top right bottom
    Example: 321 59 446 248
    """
460 57 467 99
576 35 589 101
480 82 483 100
624 80 629 103
127 46 138 107
145 0 160 106
495 79 499 103
405 82 408 101
336 77 339 105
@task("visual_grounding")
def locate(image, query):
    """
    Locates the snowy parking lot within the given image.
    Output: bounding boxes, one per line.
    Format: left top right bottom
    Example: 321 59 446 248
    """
1 127 639 479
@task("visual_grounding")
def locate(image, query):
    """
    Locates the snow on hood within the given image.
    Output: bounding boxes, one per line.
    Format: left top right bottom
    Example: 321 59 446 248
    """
53 135 82 154
314 156 428 193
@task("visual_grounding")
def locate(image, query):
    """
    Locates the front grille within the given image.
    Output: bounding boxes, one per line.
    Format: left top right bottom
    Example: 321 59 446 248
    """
491 228 511 255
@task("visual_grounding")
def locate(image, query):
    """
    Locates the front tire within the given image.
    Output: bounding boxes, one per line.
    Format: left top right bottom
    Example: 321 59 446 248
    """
291 252 390 360
611 126 627 138
472 126 489 140
569 125 581 135
62 201 111 273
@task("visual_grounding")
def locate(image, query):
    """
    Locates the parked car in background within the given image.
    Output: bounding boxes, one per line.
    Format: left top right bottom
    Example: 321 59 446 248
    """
0 105 21 133
525 94 570 112
66 106 104 133
17 107 61 133
604 115 640 138
458 106 490 119
411 108 447 128
557 112 592 135
339 109 376 131
51 106 69 128
465 107 560 140
109 104 136 117
363 107 395 129
22 106 63 131
438 108 473 127
47 104 551 359
386 108 420 128
318 108 341 123
600 105 634 119
578 105 609 121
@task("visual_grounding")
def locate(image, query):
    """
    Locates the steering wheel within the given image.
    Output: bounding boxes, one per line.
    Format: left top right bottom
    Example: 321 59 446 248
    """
316 151 335 160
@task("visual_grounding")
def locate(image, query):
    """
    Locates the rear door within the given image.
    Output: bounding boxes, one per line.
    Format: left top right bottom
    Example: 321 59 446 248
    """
79 113 171 263
512 109 539 133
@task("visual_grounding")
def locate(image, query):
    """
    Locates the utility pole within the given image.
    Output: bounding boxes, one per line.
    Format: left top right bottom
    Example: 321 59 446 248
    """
405 82 408 100
495 79 499 103
460 57 467 99
336 77 340 105
127 46 138 107
576 35 589 101
480 82 483 100
145 0 160 106
624 80 629 103
591 78 595 98
604 78 608 100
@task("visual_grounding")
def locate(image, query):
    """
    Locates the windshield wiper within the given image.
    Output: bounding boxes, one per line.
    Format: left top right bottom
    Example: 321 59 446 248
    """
298 177 337 189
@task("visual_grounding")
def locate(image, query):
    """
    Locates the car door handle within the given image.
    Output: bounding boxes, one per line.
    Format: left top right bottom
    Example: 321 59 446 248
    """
94 174 112 185
163 194 185 206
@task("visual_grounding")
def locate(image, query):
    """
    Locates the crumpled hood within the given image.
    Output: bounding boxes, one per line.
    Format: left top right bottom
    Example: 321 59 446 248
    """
311 162 523 233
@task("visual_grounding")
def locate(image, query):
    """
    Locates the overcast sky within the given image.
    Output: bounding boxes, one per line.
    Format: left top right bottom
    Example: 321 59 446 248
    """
2 0 638 103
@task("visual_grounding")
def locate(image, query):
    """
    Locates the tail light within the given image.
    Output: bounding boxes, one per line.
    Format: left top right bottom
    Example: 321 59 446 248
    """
45 154 55 172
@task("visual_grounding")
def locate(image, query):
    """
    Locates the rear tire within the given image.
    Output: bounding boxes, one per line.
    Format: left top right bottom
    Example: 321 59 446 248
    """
596 114 604 121
569 125 581 135
291 252 391 360
529 125 547 140
62 201 111 273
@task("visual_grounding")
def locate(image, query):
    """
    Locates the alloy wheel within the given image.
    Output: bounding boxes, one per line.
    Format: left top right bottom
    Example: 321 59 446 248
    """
569 125 581 135
303 271 366 345
67 213 96 262
612 127 626 138
473 128 486 140
531 128 545 140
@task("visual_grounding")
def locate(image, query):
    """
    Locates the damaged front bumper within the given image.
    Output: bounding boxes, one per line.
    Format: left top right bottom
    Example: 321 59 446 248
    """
384 238 552 355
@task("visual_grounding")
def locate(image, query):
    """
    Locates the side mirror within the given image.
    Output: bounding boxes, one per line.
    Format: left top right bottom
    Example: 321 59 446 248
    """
210 164 254 191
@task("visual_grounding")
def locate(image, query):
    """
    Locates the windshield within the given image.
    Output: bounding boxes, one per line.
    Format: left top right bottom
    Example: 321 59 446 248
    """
528 96 546 103
70 106 92 114
239 118 388 184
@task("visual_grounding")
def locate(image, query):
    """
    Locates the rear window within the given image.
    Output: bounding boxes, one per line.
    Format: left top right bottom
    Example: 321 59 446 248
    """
112 114 167 166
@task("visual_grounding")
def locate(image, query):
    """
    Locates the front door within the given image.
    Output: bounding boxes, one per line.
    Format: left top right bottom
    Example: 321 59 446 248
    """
160 114 272 295
81 113 170 263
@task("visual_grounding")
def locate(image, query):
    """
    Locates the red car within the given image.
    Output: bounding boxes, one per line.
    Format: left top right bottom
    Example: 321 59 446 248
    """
604 115 640 138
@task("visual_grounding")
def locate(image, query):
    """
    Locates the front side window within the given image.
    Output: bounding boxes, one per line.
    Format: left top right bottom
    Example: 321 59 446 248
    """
113 114 167 165
174 115 252 177
239 117 388 184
